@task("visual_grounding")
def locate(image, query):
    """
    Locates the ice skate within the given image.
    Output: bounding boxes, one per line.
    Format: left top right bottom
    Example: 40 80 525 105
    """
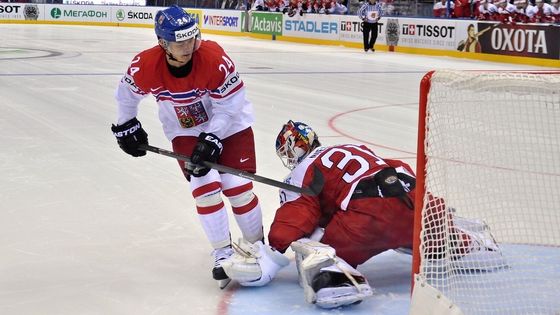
452 216 508 271
212 245 233 289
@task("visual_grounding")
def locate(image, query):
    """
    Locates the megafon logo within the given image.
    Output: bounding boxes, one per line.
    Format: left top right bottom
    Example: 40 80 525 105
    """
50 7 61 19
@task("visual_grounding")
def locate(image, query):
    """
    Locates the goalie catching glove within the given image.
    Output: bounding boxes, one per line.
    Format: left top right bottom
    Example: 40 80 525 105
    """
290 238 374 308
221 239 289 287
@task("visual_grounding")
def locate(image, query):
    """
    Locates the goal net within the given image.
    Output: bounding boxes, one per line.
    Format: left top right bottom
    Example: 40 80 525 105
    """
410 70 560 315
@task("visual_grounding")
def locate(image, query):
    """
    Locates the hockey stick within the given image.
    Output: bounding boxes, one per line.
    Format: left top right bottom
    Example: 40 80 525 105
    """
139 144 321 196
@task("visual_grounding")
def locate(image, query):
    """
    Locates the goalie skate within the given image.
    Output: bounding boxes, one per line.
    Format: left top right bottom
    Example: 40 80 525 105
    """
451 216 508 271
424 214 508 272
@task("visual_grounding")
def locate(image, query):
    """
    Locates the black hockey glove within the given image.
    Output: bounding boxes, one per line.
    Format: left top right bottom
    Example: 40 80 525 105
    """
374 167 415 210
111 117 148 157
186 132 223 177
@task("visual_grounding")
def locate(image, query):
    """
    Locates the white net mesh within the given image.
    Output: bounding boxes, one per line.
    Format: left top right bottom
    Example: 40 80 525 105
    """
418 70 560 315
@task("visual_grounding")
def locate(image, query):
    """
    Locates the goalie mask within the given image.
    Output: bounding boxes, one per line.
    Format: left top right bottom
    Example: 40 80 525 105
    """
276 120 320 170
155 5 201 57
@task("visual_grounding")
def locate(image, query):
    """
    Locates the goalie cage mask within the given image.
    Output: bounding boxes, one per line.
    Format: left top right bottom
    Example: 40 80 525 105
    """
276 120 320 170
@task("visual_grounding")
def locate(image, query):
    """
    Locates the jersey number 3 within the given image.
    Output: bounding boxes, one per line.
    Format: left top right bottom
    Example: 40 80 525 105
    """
320 145 386 183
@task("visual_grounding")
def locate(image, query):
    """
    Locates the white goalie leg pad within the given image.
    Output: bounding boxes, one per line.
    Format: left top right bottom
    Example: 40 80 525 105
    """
314 260 374 309
291 238 336 270
290 239 373 308
221 239 289 287
452 215 508 271
294 228 325 288
290 238 337 305
294 250 305 288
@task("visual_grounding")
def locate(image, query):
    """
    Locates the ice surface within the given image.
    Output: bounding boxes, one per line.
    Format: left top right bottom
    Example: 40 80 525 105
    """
0 24 553 315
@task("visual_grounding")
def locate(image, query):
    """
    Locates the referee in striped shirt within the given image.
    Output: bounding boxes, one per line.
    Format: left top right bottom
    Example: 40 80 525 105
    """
357 0 383 52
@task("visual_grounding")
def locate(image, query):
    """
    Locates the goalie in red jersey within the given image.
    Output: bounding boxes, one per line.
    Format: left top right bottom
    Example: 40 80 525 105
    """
269 121 417 266
221 120 506 308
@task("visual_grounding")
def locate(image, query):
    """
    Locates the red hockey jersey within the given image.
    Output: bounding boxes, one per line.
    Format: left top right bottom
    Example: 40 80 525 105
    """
115 40 254 141
269 144 416 266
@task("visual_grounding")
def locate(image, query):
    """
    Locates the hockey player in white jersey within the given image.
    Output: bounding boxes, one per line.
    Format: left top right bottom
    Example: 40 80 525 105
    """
552 0 560 19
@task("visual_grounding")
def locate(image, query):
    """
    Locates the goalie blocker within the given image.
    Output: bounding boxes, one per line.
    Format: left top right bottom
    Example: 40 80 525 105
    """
221 238 373 308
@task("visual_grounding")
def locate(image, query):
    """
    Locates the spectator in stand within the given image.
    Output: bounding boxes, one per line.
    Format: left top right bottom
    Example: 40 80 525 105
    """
454 0 473 18
325 0 348 14
478 0 499 20
283 0 341 16
285 0 307 16
358 0 383 53
551 0 560 21
513 0 531 23
542 0 555 17
251 0 265 10
318 0 331 13
263 0 286 11
309 0 322 13
300 0 311 12
280 0 289 11
531 0 555 22
471 0 481 18
236 0 251 10
433 0 455 17
381 0 397 15
524 0 539 19
263 0 274 10
221 0 239 9
496 0 516 22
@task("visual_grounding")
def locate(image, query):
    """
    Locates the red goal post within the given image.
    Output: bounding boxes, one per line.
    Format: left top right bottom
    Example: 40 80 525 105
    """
411 70 560 315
